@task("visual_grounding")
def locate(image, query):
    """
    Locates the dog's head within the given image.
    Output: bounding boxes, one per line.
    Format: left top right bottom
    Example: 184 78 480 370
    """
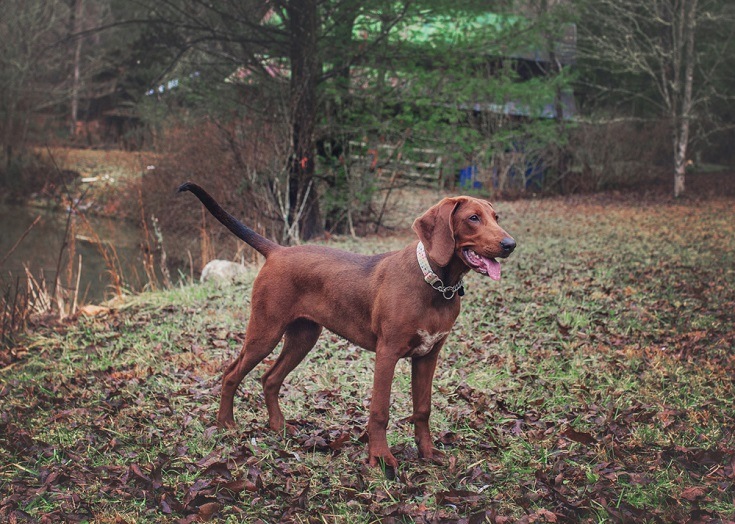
412 196 515 281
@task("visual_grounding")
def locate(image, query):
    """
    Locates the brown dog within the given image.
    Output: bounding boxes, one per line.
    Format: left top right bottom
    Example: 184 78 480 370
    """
179 183 515 472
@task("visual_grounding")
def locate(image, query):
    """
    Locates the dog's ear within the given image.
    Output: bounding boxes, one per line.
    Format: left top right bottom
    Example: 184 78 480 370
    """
412 198 461 267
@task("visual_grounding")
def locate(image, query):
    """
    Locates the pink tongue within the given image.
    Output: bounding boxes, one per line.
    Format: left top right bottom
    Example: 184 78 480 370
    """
482 257 501 281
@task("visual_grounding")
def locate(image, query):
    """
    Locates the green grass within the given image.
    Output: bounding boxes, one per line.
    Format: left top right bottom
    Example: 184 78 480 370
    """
1 194 734 522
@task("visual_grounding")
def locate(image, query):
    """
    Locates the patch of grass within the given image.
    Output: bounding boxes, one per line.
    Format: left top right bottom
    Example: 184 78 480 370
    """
1 194 734 522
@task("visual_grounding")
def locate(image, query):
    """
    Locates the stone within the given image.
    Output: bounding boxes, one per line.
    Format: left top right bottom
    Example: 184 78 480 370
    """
200 259 249 285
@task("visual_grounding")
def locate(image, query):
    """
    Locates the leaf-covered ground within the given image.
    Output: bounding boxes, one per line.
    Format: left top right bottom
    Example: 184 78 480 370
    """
1 193 734 523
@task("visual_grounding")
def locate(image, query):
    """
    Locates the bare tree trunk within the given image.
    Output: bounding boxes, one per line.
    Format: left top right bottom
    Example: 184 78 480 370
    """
673 0 697 198
673 126 688 198
70 0 84 137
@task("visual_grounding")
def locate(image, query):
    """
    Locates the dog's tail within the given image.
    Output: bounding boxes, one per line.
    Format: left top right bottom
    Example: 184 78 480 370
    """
178 182 280 258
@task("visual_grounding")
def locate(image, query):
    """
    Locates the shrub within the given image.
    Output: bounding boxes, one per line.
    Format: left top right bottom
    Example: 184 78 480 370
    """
565 120 669 192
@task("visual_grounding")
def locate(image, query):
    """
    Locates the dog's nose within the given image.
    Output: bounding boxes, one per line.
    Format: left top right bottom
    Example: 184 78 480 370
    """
500 237 516 254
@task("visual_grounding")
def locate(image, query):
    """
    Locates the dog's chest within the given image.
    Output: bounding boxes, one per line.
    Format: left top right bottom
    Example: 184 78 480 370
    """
408 329 449 357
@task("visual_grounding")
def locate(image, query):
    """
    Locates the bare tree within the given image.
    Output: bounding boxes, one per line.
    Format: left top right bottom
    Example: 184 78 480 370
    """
577 0 731 197
69 0 85 137
0 0 70 173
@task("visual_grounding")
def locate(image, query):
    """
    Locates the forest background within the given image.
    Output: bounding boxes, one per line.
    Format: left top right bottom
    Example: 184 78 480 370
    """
2 0 733 247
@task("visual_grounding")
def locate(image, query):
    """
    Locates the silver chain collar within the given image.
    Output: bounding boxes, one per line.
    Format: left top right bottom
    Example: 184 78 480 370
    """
416 242 464 300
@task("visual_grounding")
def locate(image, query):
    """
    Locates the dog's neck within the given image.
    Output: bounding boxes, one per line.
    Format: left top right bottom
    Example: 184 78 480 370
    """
441 255 470 288
416 242 469 299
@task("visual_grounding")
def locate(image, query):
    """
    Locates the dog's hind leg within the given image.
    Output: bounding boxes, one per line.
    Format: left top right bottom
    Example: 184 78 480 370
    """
217 316 288 428
261 318 322 431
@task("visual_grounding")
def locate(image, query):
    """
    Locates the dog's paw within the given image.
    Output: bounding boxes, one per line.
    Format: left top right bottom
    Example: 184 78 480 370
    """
283 422 299 436
369 452 399 480
372 457 397 480
420 447 445 465
216 415 236 429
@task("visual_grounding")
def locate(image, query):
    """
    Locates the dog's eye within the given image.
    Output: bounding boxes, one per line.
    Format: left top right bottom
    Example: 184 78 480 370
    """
468 214 480 222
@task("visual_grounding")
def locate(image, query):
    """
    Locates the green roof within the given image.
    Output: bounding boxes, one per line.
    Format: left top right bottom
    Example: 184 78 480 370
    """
353 11 524 46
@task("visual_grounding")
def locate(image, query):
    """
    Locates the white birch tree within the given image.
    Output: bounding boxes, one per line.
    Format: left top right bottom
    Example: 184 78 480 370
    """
577 0 730 197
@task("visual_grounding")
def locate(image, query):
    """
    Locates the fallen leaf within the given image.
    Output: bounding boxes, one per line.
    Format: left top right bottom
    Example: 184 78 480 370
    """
561 427 597 446
680 486 706 502
435 489 483 507
329 432 351 452
196 501 221 521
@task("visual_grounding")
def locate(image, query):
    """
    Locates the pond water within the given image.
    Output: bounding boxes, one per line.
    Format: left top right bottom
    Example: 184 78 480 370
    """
0 204 171 304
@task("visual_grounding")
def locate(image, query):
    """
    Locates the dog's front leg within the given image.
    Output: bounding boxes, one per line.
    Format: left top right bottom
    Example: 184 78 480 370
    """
367 348 399 472
410 344 443 460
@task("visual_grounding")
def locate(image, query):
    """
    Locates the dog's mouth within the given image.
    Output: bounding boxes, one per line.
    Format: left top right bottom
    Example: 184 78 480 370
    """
462 248 501 281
